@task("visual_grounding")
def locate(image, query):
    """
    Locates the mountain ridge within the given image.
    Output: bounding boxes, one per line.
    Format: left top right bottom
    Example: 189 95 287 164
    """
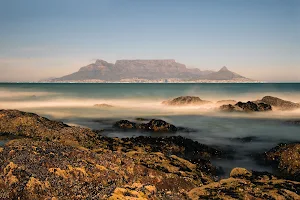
51 59 252 82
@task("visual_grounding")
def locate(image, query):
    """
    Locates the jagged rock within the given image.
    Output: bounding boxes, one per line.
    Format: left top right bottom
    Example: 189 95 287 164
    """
220 101 272 112
94 104 114 108
261 96 300 110
162 96 211 106
188 168 300 199
139 119 177 132
113 120 137 129
114 119 178 132
263 143 300 181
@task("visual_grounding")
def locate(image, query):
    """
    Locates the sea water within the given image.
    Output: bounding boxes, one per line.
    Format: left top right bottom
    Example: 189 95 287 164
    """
0 83 299 176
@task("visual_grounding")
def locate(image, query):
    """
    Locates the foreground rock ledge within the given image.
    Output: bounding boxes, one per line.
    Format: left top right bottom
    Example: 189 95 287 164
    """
0 109 299 199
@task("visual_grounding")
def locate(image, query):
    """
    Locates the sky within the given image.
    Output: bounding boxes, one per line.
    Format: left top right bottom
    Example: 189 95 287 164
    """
0 0 299 82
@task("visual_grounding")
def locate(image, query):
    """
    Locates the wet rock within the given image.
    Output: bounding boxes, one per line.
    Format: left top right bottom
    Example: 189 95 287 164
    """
263 143 300 181
139 119 178 132
220 101 272 112
113 120 137 129
94 103 114 108
114 119 177 132
230 136 259 143
285 120 300 125
188 168 300 199
96 135 228 176
261 96 300 110
162 96 211 106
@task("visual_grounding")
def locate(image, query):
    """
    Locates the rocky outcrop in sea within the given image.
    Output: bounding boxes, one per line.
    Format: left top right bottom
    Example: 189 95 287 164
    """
220 101 272 112
162 96 211 106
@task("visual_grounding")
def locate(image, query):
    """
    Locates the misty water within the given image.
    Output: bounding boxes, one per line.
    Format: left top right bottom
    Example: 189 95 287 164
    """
0 83 300 177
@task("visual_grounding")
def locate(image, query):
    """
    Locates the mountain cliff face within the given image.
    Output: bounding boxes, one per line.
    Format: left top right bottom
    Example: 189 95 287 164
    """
54 59 248 81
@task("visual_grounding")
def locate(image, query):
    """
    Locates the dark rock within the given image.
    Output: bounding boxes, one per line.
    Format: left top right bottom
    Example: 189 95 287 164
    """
285 120 300 125
262 143 300 181
113 120 137 129
96 135 227 175
220 101 272 112
139 119 178 132
114 119 177 132
261 96 300 110
230 136 259 143
162 96 211 106
219 104 237 112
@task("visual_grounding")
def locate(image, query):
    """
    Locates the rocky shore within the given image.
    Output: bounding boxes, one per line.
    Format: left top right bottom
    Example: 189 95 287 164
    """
0 109 299 199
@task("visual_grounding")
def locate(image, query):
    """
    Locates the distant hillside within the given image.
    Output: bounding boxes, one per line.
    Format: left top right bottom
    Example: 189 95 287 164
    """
202 66 246 80
52 59 251 82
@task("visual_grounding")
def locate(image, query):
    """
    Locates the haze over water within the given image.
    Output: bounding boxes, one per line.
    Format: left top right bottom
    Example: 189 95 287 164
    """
1 83 300 176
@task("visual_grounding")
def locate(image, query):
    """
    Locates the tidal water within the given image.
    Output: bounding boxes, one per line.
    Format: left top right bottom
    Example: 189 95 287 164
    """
0 83 300 176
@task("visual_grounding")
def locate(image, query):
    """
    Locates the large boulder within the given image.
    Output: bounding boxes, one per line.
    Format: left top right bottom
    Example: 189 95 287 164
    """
139 119 177 132
113 120 137 129
263 143 300 181
220 101 272 112
114 119 178 132
162 96 211 106
261 96 300 110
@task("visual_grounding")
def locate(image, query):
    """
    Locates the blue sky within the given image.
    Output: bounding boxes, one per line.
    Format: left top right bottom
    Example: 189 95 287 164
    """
0 0 299 81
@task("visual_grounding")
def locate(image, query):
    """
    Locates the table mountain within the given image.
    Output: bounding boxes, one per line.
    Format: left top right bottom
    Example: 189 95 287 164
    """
52 59 249 82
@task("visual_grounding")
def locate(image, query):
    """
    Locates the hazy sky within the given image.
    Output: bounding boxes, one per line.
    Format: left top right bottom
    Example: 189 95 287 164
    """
0 0 299 82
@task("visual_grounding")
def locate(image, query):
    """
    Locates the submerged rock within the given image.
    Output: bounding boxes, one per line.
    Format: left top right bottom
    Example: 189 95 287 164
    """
114 119 178 132
162 96 211 106
285 120 300 125
220 101 272 112
263 143 300 181
94 103 114 108
230 136 260 143
261 96 300 110
188 168 300 199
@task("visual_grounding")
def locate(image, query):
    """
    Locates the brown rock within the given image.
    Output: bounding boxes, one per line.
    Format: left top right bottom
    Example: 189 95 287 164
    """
162 96 211 106
261 96 300 110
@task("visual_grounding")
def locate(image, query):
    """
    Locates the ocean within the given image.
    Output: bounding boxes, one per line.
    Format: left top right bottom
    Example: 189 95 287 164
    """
1 83 300 177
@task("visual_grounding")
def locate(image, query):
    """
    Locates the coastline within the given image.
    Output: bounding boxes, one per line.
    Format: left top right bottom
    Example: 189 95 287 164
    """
0 109 299 199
